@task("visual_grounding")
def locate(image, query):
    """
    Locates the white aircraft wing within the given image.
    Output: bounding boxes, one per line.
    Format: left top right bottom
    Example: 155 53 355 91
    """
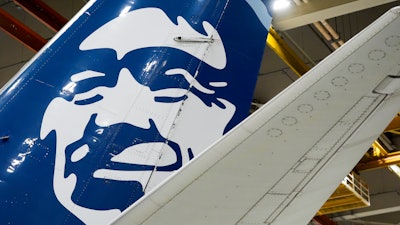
110 7 400 225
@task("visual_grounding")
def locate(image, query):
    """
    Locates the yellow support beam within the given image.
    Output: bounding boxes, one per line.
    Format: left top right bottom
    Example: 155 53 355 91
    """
266 28 310 77
318 172 370 215
385 113 400 132
356 153 400 171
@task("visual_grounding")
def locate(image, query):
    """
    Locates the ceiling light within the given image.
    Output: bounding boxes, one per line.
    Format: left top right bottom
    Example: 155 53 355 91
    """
272 0 291 11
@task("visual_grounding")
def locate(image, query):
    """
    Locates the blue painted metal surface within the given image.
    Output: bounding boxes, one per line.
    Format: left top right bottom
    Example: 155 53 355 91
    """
0 0 272 224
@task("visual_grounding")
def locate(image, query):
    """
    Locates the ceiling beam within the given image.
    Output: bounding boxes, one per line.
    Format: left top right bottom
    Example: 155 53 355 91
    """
337 206 400 220
356 153 400 171
272 0 399 30
13 0 67 32
0 7 46 52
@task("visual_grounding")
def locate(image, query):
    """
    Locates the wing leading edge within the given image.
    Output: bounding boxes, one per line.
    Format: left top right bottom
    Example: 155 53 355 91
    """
110 7 400 225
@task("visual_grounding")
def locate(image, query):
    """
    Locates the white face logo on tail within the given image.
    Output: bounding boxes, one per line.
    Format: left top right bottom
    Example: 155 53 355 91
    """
40 8 234 225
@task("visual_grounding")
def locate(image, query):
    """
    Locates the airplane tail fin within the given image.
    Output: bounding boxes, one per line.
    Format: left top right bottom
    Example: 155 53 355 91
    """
0 1 272 224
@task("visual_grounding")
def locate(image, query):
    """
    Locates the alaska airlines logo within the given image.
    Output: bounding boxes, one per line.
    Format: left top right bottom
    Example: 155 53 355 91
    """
40 7 234 224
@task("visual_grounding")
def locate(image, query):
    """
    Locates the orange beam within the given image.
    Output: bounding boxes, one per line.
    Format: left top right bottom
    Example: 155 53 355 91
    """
356 153 400 171
13 0 67 32
314 215 338 225
0 8 46 52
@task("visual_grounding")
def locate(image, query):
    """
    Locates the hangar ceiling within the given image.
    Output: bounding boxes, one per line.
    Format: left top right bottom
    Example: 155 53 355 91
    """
0 0 399 225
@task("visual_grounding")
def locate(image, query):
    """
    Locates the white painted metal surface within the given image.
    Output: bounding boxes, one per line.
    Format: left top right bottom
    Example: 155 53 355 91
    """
110 7 400 225
272 0 399 30
374 75 400 94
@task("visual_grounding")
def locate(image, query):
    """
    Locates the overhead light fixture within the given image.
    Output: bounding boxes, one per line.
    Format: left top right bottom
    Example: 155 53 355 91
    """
272 0 291 11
